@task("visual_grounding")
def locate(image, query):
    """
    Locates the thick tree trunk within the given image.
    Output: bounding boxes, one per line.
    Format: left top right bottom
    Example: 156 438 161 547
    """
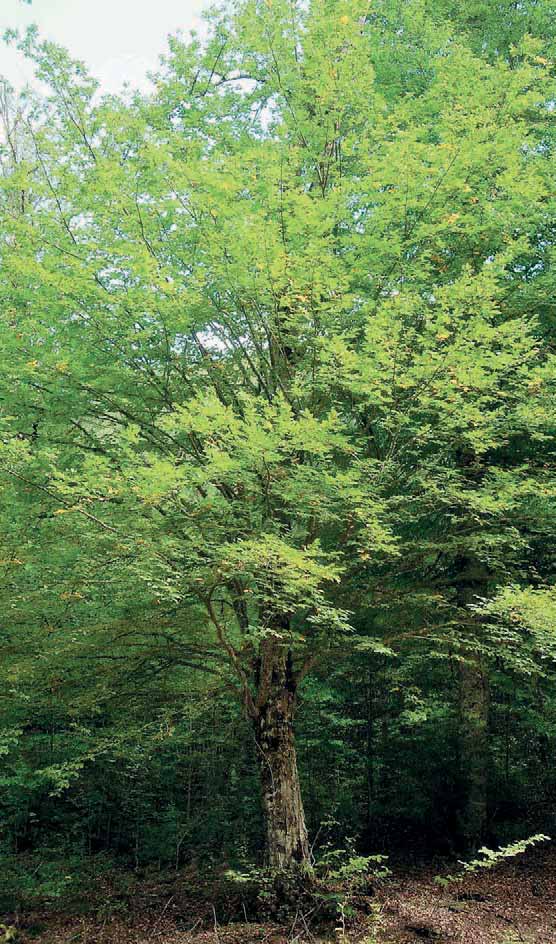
458 650 489 850
254 642 310 871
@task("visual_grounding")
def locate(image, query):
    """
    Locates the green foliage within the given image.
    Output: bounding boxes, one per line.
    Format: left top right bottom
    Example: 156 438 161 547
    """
315 840 389 933
434 834 550 888
0 851 124 914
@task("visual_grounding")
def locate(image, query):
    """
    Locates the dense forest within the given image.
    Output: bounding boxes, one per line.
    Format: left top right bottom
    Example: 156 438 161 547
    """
1 0 556 940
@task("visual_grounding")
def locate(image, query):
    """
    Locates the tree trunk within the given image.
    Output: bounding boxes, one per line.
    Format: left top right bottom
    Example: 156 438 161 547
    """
458 650 489 850
453 553 490 851
254 641 310 871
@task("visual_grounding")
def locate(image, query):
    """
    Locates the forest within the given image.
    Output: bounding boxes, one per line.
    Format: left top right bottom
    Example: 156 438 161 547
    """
1 1 556 941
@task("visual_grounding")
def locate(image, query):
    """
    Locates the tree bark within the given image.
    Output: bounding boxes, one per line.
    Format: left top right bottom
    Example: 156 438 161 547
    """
254 641 310 871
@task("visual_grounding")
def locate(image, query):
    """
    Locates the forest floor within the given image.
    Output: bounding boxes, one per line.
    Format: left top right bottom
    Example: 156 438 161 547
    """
9 846 556 944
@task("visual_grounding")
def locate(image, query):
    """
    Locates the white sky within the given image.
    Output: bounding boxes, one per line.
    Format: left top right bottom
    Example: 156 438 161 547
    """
0 0 209 92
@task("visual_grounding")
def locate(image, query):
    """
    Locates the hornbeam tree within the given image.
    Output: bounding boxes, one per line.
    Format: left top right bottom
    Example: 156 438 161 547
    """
0 0 555 870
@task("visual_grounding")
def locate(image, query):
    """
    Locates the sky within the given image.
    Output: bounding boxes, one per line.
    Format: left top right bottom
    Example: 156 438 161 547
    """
0 0 209 93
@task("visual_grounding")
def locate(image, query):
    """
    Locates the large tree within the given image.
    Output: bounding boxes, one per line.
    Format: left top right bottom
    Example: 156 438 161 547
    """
1 0 555 870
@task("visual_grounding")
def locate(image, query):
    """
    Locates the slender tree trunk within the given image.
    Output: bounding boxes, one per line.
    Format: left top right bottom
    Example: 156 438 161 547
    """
365 664 374 834
254 641 310 871
456 560 490 850
458 651 489 850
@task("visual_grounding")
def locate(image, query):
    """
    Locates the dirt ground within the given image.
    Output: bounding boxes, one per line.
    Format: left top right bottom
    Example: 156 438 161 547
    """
376 845 556 942
8 846 556 944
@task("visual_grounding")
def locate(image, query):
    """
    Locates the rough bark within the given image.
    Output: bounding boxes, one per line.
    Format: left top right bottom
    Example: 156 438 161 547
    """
254 640 310 871
207 587 310 872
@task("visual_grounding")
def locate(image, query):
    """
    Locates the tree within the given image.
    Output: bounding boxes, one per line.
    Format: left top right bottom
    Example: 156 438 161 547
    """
0 0 555 874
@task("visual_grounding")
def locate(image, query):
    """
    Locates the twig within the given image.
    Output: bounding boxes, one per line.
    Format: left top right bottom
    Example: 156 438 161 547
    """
212 903 220 942
152 893 175 932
